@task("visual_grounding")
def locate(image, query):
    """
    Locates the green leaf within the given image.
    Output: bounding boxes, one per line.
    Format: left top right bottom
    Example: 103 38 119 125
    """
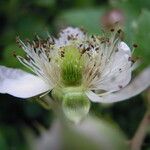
32 0 55 8
110 0 150 14
55 8 106 34
134 10 150 67
0 44 25 68
0 133 8 150
15 15 49 38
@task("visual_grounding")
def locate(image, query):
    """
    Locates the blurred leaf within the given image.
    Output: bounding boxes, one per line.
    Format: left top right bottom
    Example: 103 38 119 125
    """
110 0 150 14
0 126 28 150
74 0 95 7
33 0 55 8
16 15 50 38
134 10 150 67
1 28 16 45
0 44 25 68
55 8 106 34
0 132 8 150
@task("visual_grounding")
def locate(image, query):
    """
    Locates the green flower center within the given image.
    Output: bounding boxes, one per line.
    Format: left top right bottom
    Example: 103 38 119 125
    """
59 46 84 86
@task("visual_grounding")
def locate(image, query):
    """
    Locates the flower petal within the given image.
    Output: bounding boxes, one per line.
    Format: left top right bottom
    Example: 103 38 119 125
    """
96 41 132 92
55 27 85 48
0 66 51 98
118 41 131 55
86 67 150 103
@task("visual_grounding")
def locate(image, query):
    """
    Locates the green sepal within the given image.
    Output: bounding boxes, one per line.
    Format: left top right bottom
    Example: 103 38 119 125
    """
62 88 90 123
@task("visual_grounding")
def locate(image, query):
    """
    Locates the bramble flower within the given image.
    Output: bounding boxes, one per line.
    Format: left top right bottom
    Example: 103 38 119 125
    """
0 27 150 123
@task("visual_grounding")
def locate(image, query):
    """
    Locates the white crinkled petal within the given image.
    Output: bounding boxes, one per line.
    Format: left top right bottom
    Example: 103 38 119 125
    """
86 67 150 103
55 27 85 48
96 41 132 92
0 66 51 98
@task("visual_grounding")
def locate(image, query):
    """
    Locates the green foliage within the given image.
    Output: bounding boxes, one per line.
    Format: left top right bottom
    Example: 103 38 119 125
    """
0 44 24 68
55 8 105 34
134 10 150 67
0 133 8 150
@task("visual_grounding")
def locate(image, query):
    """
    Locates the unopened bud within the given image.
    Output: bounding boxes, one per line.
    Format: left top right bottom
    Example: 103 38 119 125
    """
101 9 125 30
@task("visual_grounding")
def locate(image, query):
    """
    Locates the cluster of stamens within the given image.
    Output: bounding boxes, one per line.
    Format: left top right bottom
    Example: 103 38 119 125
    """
14 28 137 92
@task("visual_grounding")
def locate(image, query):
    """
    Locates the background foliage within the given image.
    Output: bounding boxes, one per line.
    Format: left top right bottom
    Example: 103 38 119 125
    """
0 0 149 149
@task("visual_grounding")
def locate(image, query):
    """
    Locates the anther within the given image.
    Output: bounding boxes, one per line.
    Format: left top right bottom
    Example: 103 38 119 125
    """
117 29 122 34
133 44 138 48
110 28 114 32
119 68 122 72
12 51 17 58
95 47 99 51
61 51 65 57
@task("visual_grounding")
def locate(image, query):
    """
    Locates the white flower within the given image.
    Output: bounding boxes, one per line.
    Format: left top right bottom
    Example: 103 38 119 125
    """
0 27 150 104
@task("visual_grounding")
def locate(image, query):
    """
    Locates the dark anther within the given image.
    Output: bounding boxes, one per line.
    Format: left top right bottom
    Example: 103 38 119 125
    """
101 41 105 44
90 44 94 49
133 44 138 48
91 35 94 39
42 44 47 48
86 47 90 51
25 56 30 61
61 51 65 57
12 51 17 58
67 35 72 40
95 47 99 51
110 28 114 32
79 44 83 47
128 56 136 63
81 48 86 54
117 29 122 34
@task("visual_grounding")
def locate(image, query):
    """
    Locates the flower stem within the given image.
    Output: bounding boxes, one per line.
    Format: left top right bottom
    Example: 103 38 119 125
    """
130 110 150 150
42 95 67 123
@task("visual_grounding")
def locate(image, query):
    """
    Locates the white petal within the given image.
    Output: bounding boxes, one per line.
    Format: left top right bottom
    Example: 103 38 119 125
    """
86 67 150 103
86 91 105 103
55 27 85 48
96 41 132 92
118 41 131 54
0 66 51 98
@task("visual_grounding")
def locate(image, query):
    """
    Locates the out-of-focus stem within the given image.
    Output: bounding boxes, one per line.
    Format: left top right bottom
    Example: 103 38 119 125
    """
42 95 67 123
130 110 150 150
